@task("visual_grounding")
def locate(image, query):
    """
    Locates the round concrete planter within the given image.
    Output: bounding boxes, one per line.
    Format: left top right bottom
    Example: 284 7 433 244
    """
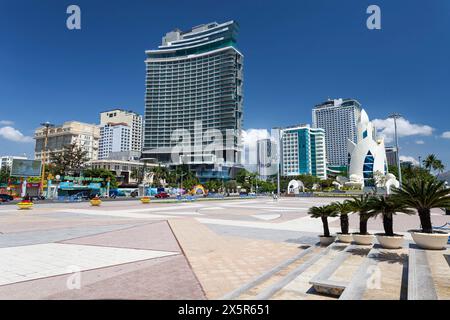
336 233 353 243
140 197 151 204
376 234 404 249
409 230 449 250
17 202 33 210
90 199 102 206
352 233 375 245
319 235 336 246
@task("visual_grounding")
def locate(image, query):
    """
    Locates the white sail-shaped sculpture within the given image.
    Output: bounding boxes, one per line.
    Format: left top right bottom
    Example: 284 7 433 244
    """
347 109 389 187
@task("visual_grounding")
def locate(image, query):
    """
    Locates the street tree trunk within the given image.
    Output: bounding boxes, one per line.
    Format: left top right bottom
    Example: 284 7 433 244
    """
359 216 368 235
418 208 433 233
321 216 330 237
340 214 349 234
382 214 394 236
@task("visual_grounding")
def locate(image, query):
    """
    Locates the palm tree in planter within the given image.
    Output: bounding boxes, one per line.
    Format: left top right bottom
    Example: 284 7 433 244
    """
347 195 376 245
308 205 339 246
368 195 414 249
392 179 450 249
331 200 353 243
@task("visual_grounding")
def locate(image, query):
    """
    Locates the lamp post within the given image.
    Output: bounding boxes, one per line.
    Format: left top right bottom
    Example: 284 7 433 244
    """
388 113 402 187
40 122 54 196
276 129 284 198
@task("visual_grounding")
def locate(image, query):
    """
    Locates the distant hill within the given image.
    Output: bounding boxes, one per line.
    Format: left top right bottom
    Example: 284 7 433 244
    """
438 171 450 183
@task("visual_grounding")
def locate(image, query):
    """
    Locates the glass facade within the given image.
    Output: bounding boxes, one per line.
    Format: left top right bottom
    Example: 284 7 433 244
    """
143 21 243 166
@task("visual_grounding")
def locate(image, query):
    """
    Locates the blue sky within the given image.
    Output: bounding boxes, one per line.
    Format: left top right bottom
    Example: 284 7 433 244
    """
1 0 449 167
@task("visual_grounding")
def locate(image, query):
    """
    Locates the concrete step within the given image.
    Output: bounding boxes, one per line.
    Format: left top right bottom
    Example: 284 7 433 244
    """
265 242 351 300
408 244 450 300
309 244 372 297
221 244 321 300
340 244 408 300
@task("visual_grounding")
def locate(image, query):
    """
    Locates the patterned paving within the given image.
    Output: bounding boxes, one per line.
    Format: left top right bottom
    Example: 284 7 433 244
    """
0 243 178 286
0 197 447 300
169 218 304 299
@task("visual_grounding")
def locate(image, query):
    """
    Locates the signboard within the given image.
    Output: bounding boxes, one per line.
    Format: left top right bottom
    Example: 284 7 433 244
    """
10 159 42 177
26 183 41 188
88 183 101 189
62 176 104 182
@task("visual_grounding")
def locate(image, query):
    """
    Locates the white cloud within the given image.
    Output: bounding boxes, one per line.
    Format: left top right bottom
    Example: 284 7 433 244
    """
441 131 450 139
415 140 425 145
241 129 270 146
0 126 34 143
241 129 271 169
0 120 14 125
372 117 434 143
400 155 419 165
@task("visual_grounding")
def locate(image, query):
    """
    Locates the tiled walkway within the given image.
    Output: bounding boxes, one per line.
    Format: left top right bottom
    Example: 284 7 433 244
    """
0 243 177 286
169 218 304 299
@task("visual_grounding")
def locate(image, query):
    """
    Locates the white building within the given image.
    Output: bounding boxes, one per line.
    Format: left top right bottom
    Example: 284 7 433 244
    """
279 125 327 180
312 98 361 166
348 109 388 186
100 109 142 153
34 121 100 162
0 155 28 169
98 123 131 160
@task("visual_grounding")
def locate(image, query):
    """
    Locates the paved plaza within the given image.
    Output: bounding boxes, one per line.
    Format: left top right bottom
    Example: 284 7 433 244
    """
0 197 447 299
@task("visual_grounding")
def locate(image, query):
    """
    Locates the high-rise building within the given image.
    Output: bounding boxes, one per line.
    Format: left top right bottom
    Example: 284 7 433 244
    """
279 125 327 179
312 98 362 166
98 123 131 160
100 109 142 153
142 20 243 179
34 121 100 162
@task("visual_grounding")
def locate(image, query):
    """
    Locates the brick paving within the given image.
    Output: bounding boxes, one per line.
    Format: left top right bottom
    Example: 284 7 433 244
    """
0 255 205 299
61 221 181 252
0 197 447 300
168 218 304 299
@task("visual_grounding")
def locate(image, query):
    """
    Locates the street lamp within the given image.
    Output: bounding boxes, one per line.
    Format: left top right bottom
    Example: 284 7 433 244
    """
276 129 284 198
388 113 402 187
40 122 54 196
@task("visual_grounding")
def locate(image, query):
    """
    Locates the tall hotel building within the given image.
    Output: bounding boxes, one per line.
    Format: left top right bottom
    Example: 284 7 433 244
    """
98 109 143 159
142 21 243 179
279 125 327 179
312 98 362 167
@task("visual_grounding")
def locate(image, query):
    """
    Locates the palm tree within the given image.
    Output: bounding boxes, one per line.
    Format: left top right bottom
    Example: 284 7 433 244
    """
423 154 445 176
392 179 450 233
368 195 414 236
347 195 374 235
151 165 169 187
434 160 445 178
331 200 352 235
423 154 438 171
308 205 338 237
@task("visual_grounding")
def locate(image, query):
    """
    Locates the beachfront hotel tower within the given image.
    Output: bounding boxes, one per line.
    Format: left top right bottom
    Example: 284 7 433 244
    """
142 21 243 179
279 125 327 180
312 98 362 167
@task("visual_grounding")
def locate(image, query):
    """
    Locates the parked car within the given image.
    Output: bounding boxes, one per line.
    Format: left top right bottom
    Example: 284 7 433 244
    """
155 192 170 199
130 190 139 197
0 194 14 202
30 195 46 201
